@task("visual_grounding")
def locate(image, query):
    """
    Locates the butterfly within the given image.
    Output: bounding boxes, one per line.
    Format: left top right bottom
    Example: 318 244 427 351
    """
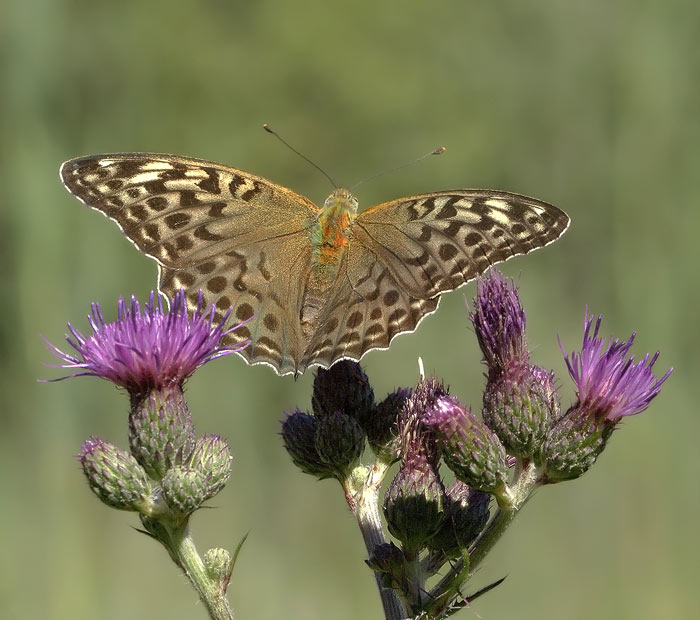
60 153 570 376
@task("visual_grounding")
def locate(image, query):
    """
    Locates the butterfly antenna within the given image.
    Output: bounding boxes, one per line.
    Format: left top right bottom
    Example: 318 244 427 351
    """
263 124 338 189
350 146 446 191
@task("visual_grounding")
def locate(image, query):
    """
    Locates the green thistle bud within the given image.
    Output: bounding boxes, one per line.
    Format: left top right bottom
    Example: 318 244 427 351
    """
79 437 151 512
425 396 508 493
160 466 209 514
483 364 560 459
204 547 233 588
541 408 613 482
187 434 232 498
383 449 445 553
428 481 491 559
281 409 334 479
128 389 195 480
311 360 376 423
315 411 366 480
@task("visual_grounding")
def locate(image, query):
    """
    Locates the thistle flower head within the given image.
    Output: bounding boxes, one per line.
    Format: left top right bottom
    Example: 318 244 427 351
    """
543 312 673 481
470 270 528 374
562 311 672 423
45 290 248 395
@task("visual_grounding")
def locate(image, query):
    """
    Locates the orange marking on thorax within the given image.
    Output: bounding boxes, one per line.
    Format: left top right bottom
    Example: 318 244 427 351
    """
317 210 352 264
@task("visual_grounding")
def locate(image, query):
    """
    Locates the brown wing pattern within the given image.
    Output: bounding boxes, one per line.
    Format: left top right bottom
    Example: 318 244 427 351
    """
60 153 320 374
300 238 439 372
353 190 570 299
159 231 313 375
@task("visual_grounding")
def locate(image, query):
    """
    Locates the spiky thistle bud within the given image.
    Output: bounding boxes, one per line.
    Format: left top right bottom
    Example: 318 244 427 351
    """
483 364 560 459
280 409 334 479
383 445 445 554
204 547 233 590
187 434 232 498
160 467 209 515
428 481 491 559
315 411 366 480
311 360 376 423
128 390 195 480
424 396 508 494
79 437 152 512
366 388 411 461
366 542 408 590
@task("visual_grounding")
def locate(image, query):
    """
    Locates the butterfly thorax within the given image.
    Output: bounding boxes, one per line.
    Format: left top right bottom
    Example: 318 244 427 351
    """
301 189 359 339
310 188 358 274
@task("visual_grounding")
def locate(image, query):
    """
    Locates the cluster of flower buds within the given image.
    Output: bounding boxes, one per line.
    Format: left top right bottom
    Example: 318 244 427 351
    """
281 269 671 617
47 291 248 525
281 360 410 480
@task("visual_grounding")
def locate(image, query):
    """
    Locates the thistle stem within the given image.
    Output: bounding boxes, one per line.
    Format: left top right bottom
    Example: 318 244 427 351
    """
347 462 408 620
145 518 234 620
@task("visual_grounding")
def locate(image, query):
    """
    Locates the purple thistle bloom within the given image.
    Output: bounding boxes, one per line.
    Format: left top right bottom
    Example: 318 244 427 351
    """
562 311 672 423
470 270 528 373
45 290 249 393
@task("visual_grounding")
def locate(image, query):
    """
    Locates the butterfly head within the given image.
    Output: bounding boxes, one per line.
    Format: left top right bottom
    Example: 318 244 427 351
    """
324 188 359 216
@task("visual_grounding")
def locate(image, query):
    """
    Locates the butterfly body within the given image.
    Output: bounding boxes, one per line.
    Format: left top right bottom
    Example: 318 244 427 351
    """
60 153 570 376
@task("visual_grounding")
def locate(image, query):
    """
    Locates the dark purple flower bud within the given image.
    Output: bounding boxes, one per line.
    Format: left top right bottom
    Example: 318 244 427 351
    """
311 360 376 423
367 388 411 461
280 409 334 479
470 270 528 374
483 363 560 458
366 542 408 590
128 390 195 480
543 312 672 482
187 435 232 499
424 396 508 494
562 312 672 423
79 437 151 512
428 481 491 559
45 290 248 397
383 447 445 553
314 411 366 480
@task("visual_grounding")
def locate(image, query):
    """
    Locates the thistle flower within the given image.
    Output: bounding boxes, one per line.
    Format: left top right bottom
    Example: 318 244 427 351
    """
543 312 672 481
471 271 559 457
562 312 672 423
470 270 527 374
45 290 248 396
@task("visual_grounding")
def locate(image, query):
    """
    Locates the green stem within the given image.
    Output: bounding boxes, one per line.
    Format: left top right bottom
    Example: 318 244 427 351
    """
346 462 408 620
146 518 234 620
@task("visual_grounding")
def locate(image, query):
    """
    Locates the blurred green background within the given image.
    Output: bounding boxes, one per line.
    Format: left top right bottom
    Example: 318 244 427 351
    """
2 1 697 618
